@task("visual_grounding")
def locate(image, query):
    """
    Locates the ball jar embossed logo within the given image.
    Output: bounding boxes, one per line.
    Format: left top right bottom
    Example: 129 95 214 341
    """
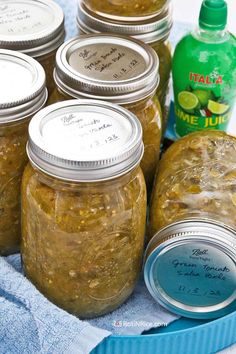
192 249 209 256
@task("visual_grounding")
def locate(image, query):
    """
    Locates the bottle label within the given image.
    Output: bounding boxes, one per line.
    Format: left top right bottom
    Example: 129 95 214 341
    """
174 68 236 136
173 33 236 138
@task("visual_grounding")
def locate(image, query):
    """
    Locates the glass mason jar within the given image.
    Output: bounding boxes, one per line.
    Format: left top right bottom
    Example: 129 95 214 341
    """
0 0 65 95
77 3 172 134
49 34 162 191
0 49 47 255
82 0 169 21
145 130 236 319
21 100 147 318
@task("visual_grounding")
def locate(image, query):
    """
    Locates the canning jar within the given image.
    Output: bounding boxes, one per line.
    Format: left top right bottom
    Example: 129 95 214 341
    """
77 2 172 133
145 130 236 319
0 0 65 95
0 49 47 255
21 100 147 318
49 34 162 191
82 0 169 21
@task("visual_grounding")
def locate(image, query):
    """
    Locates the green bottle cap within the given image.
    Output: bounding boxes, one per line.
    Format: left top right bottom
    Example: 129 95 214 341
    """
199 0 228 31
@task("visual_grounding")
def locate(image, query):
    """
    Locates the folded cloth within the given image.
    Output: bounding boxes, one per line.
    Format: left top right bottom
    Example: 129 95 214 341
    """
89 280 178 336
0 255 178 354
0 255 110 354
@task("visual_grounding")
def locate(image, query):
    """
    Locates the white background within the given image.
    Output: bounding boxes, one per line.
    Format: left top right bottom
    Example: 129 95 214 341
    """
173 0 236 34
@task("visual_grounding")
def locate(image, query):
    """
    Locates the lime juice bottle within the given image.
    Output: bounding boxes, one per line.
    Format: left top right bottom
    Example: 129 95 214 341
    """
172 0 236 137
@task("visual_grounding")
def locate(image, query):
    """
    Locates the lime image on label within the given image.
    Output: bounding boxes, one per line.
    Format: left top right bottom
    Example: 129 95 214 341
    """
193 89 214 107
208 100 229 115
178 91 199 113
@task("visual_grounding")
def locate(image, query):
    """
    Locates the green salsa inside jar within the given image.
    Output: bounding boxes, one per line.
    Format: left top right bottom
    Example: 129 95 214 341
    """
82 0 169 19
149 130 236 239
0 49 47 255
22 100 147 318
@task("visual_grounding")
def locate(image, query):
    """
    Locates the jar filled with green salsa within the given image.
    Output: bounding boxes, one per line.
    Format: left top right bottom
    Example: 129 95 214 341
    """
0 49 47 255
0 0 65 95
145 130 236 319
49 34 162 191
82 0 169 20
22 100 147 318
149 130 236 237
77 2 172 134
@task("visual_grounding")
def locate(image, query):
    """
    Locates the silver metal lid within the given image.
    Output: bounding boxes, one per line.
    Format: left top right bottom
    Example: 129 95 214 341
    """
0 49 47 123
27 99 144 182
0 0 65 57
77 2 173 44
144 219 236 319
54 34 159 104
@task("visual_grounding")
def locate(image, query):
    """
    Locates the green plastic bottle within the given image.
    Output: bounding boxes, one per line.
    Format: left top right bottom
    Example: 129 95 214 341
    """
172 0 236 137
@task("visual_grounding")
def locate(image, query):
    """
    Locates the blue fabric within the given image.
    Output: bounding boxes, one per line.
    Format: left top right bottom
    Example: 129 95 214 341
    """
55 0 78 39
0 255 178 353
0 255 110 354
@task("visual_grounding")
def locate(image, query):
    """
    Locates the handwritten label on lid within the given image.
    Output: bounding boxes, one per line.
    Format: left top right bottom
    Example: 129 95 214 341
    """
0 2 54 37
154 243 236 308
40 109 133 161
68 43 147 82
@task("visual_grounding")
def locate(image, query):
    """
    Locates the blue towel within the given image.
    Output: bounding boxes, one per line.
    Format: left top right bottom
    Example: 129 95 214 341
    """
0 255 110 354
55 0 78 39
0 255 178 353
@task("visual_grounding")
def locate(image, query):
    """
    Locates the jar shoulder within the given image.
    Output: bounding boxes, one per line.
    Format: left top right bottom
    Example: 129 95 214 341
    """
127 95 162 126
22 164 147 215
